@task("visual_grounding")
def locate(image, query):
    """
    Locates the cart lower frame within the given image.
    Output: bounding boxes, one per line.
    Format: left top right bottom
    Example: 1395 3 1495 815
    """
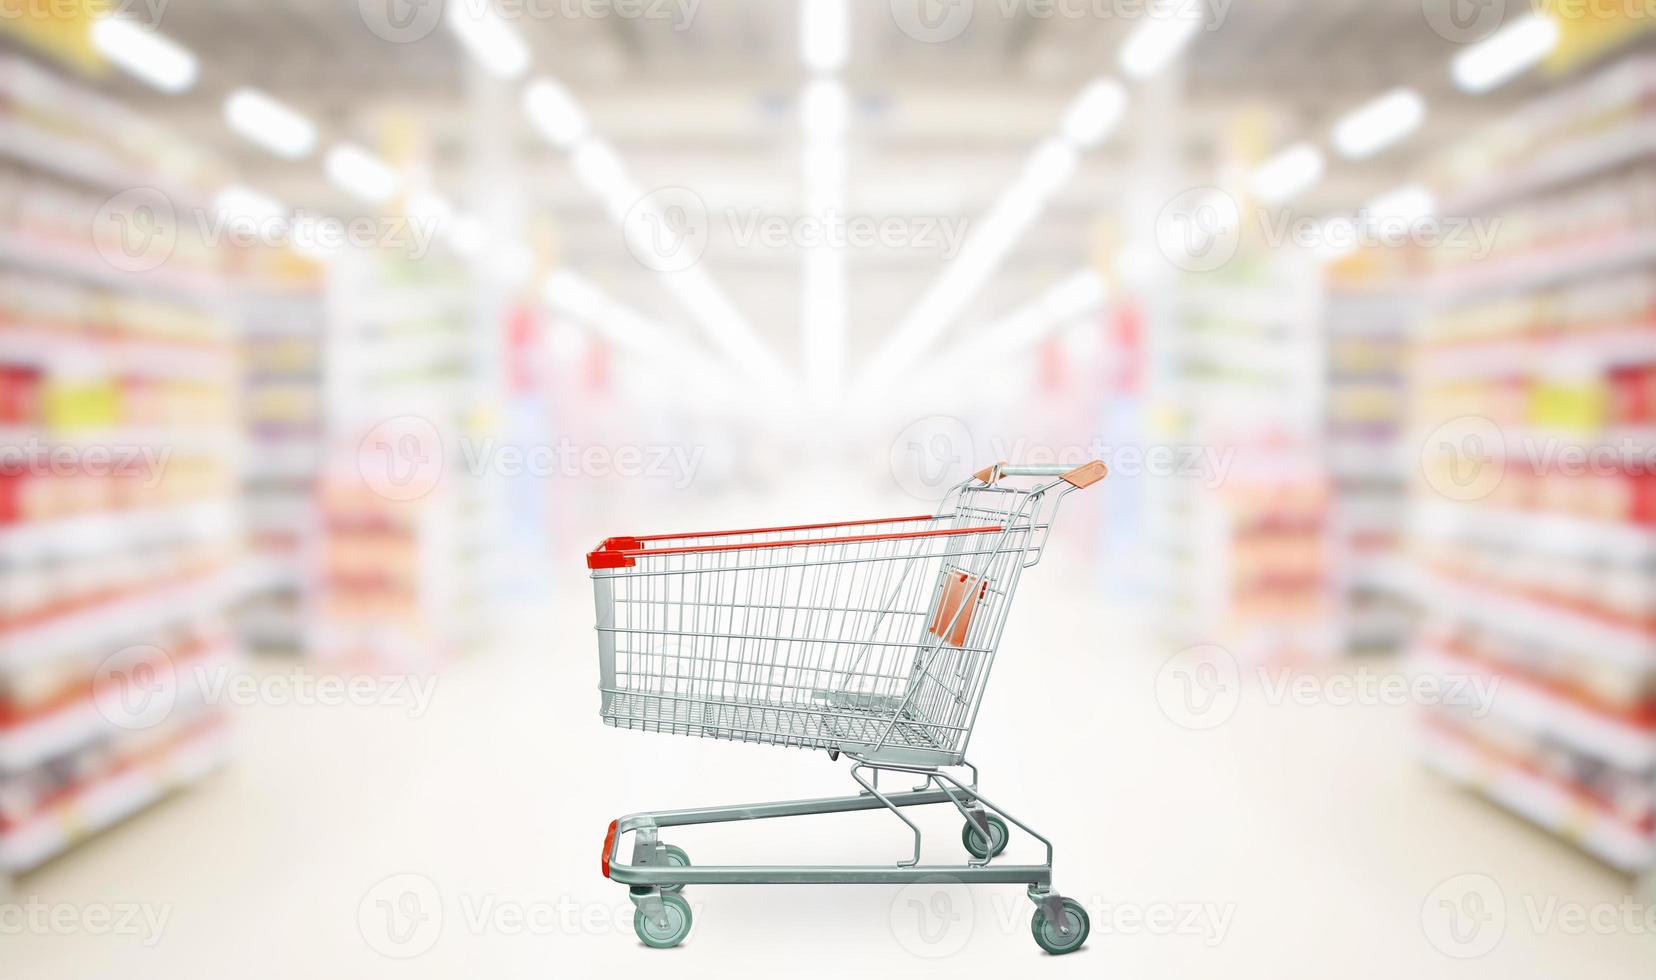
603 756 1090 953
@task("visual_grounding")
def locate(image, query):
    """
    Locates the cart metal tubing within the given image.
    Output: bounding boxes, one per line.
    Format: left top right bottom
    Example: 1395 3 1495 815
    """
612 864 1053 887
606 761 1056 888
615 785 956 831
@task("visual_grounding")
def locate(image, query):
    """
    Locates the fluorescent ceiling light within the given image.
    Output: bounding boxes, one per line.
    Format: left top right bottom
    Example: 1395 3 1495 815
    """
223 88 317 160
1331 87 1425 160
1452 14 1560 93
1059 78 1128 148
1365 183 1436 222
325 144 401 204
1118 10 1202 81
407 191 454 228
1021 139 1079 199
1251 143 1324 204
801 78 850 140
445 3 530 80
799 0 849 73
570 139 630 200
214 184 286 222
90 18 197 93
523 79 588 149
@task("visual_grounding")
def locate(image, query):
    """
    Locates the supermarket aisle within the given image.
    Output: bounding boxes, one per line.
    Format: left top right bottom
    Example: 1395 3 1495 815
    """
5 559 1650 979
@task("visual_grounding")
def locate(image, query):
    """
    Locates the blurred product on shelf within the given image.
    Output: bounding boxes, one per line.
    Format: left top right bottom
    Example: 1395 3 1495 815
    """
1412 51 1656 878
311 477 454 669
1323 265 1414 654
0 52 239 879
308 249 509 666
1144 256 1331 659
233 247 326 654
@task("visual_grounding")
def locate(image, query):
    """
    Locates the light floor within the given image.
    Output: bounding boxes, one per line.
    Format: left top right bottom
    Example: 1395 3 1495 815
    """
5 561 1653 978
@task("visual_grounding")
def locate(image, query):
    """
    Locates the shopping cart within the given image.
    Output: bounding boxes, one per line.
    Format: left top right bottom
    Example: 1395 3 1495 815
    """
588 460 1108 953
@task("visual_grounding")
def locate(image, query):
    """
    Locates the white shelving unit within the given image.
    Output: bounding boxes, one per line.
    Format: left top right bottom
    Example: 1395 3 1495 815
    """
1323 280 1414 653
1410 54 1656 875
1143 254 1335 660
0 54 242 883
310 248 508 666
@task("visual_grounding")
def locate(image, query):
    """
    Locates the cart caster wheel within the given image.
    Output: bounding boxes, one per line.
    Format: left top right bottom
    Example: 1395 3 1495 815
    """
634 893 692 948
961 815 1009 858
1031 897 1089 955
659 844 690 894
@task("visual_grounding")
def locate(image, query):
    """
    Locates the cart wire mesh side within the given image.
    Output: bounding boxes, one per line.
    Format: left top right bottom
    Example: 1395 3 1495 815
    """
588 465 1094 766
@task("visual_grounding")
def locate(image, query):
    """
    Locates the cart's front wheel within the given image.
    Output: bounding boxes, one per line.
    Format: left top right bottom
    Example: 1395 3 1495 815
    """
961 815 1009 859
634 894 692 949
659 845 690 894
1031 897 1089 955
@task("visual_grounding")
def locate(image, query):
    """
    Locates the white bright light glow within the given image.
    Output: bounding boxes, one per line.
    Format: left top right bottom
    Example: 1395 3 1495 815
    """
1365 183 1436 222
1059 78 1128 148
1452 14 1560 93
289 214 343 262
448 214 486 256
223 88 317 160
799 0 849 72
566 137 622 201
498 242 534 283
1021 139 1080 199
801 79 850 140
407 191 455 236
1312 216 1359 264
1332 87 1425 160
1250 143 1324 204
90 18 198 93
522 79 588 149
445 3 531 79
944 269 1109 369
325 144 401 204
1118 9 1203 81
214 185 286 222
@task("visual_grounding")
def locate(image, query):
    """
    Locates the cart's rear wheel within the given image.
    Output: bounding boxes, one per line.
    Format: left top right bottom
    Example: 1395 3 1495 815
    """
1031 897 1089 955
634 894 692 948
961 815 1009 859
659 844 690 894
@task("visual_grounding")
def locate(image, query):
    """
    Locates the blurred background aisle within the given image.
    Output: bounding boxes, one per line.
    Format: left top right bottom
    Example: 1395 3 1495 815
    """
0 0 1652 975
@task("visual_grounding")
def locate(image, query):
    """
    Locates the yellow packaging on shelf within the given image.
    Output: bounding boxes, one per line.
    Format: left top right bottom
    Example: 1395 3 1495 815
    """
40 378 118 430
1528 379 1608 432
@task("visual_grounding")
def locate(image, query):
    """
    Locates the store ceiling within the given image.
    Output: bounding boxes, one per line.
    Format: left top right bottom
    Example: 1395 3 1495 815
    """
8 0 1555 368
